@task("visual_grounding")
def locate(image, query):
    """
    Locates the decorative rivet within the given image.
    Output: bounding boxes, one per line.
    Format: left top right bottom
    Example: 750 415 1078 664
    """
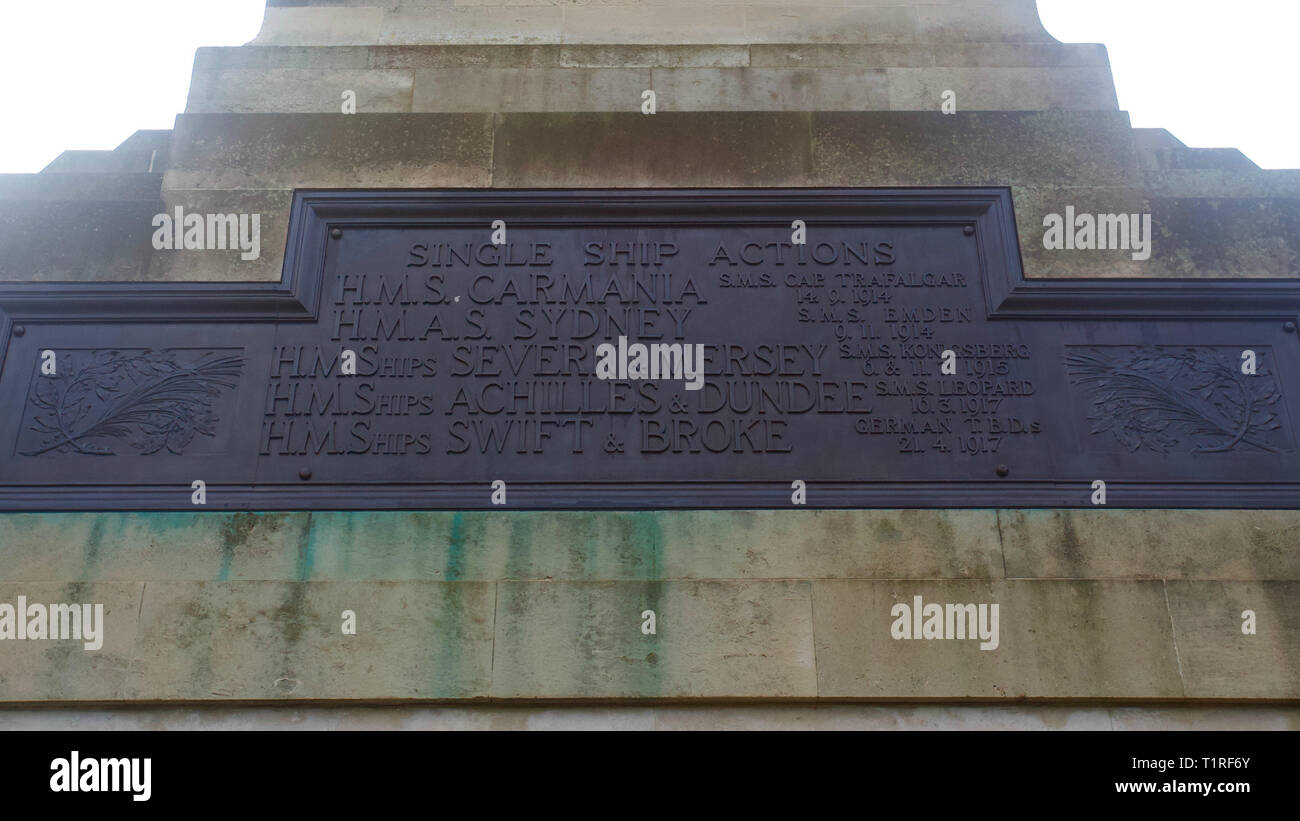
963 225 976 236
996 465 1009 477
299 468 312 481
330 228 343 239
12 325 24 337
1285 321 1297 333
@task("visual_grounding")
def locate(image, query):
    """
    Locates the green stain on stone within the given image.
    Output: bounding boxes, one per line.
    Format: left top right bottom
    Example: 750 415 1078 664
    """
430 582 475 698
80 516 108 582
634 511 665 580
337 513 357 577
506 514 532 580
296 513 316 581
445 512 465 582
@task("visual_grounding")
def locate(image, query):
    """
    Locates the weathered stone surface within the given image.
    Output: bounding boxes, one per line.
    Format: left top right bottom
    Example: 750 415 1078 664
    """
163 113 494 189
303 511 665 581
938 42 1112 68
187 68 415 113
0 513 312 583
491 580 817 698
658 510 1003 579
999 510 1300 580
563 6 748 45
886 67 1118 111
1166 581 1300 699
0 197 159 282
378 7 568 45
283 510 1001 581
0 172 162 202
1148 195 1300 278
2 516 1297 700
413 67 651 112
1 510 991 583
651 67 889 111
811 111 1140 187
812 580 1184 699
252 1 1058 47
561 44 750 68
200 41 1114 73
0 582 144 701
187 49 1118 113
491 112 813 186
1143 169 1300 199
124 581 494 699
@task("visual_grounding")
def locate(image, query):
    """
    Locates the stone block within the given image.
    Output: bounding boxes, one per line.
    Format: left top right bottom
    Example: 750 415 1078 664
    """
0 512 313 583
0 198 158 282
123 581 495 699
562 6 747 45
0 172 162 202
303 511 664 581
658 510 1004 579
886 67 1118 111
491 580 817 698
0 582 144 701
651 67 889 111
187 68 415 113
811 111 1140 187
1166 581 1300 699
999 509 1300 580
560 44 750 68
163 113 494 189
751 43 936 69
412 67 650 112
812 580 1183 698
378 6 565 44
491 111 813 186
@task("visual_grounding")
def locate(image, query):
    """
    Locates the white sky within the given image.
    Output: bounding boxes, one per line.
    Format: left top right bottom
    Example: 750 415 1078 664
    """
0 0 1295 172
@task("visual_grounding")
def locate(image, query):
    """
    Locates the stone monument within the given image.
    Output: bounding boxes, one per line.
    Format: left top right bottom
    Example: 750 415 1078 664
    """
0 0 1296 729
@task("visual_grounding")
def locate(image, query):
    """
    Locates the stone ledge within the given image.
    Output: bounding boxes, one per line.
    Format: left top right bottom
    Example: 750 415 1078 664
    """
0 577 1289 701
251 3 1058 47
194 41 1110 71
186 45 1117 113
2 702 1297 730
163 113 495 190
0 173 162 202
3 510 1297 584
0 198 161 283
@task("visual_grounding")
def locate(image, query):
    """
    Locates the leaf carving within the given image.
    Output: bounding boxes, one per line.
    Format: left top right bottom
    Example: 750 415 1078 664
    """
1065 347 1283 455
21 350 243 457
